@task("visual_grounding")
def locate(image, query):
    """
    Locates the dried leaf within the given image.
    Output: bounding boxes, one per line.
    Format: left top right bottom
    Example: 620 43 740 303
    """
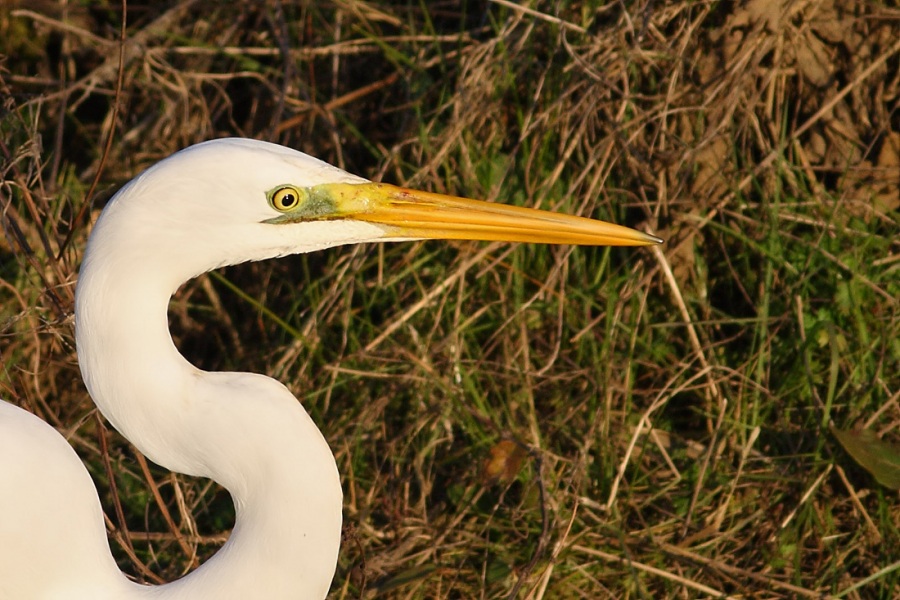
482 440 528 485
795 31 833 86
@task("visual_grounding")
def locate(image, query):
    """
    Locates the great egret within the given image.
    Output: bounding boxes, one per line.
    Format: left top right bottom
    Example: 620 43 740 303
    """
0 138 660 599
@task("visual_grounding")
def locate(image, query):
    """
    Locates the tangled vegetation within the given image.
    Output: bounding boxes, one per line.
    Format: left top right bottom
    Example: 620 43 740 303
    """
2 1 898 597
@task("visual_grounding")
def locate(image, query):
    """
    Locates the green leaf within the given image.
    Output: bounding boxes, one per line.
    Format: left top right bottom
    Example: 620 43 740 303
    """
832 426 900 490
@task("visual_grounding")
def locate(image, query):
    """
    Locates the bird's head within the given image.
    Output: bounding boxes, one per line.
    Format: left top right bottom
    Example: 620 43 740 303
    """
84 138 660 291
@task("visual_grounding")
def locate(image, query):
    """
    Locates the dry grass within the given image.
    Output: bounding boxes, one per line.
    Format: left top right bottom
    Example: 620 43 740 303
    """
2 0 899 597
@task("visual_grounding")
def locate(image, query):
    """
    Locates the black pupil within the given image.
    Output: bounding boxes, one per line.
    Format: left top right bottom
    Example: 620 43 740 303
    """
280 191 295 207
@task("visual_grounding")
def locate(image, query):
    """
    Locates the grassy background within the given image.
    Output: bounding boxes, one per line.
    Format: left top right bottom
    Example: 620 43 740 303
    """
2 0 899 597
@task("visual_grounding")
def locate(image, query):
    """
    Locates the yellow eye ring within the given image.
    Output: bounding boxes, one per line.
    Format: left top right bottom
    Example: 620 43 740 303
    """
270 186 302 212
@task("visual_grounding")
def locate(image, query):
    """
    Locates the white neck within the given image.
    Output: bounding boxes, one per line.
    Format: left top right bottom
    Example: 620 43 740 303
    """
74 226 342 598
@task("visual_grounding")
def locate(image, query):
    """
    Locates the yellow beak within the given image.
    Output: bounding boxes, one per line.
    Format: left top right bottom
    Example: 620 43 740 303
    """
275 182 661 247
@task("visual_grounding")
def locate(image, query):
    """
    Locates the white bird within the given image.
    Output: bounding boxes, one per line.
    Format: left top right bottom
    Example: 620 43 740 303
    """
0 138 660 599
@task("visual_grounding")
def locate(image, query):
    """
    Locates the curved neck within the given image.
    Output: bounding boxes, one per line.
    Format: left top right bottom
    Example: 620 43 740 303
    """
75 237 342 598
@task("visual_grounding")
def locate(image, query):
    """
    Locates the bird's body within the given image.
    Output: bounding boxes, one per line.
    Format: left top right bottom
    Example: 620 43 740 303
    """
0 138 659 599
0 401 132 599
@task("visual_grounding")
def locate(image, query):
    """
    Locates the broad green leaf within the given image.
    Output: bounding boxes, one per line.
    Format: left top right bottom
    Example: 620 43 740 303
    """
832 426 900 490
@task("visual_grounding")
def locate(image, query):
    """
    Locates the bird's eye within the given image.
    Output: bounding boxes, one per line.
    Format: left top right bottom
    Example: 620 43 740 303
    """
270 186 303 212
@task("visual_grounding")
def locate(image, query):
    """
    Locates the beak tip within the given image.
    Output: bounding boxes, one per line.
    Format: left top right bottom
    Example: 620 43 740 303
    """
628 229 663 246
